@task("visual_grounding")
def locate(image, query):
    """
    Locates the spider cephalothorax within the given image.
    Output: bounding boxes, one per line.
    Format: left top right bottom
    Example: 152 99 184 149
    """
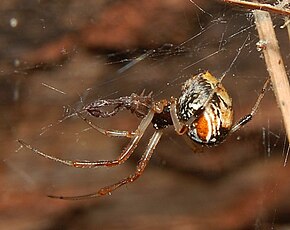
18 71 269 200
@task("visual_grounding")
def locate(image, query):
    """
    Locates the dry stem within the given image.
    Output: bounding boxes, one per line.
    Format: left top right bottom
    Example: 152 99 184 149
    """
253 10 290 143
223 0 290 16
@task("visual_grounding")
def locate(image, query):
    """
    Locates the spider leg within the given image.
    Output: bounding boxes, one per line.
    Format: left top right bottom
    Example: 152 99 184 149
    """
230 78 270 134
18 139 73 166
76 109 136 138
48 130 163 200
18 110 155 168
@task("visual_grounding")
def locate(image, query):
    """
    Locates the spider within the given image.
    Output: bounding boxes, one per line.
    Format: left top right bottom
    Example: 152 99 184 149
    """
18 71 270 200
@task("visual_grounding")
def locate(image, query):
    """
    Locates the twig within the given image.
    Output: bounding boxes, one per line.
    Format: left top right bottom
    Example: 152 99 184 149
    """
253 9 290 143
281 17 290 41
288 19 290 40
223 0 290 16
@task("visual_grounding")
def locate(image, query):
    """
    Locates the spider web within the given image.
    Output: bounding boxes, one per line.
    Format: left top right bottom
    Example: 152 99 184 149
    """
1 0 290 229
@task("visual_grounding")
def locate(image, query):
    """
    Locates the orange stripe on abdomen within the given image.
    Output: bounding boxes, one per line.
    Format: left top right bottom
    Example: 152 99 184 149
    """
195 114 209 141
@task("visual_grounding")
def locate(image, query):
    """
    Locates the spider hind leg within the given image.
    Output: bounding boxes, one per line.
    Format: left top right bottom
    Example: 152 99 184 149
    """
48 130 163 200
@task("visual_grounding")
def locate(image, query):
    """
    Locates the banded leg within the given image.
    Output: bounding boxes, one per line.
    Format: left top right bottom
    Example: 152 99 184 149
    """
49 130 163 200
230 78 270 134
18 110 154 169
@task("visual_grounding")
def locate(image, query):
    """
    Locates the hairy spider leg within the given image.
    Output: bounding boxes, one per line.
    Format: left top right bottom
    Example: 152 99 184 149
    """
48 130 163 200
230 78 270 134
17 110 155 169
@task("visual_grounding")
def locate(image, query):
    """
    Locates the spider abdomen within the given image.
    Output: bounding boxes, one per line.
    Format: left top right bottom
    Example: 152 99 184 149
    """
177 71 233 145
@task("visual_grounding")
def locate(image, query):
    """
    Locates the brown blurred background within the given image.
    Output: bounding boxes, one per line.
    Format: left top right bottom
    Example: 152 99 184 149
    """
1 0 290 229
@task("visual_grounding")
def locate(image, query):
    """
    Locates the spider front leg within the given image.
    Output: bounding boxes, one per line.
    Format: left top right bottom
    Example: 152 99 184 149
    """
49 130 163 200
18 110 155 169
76 110 136 138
